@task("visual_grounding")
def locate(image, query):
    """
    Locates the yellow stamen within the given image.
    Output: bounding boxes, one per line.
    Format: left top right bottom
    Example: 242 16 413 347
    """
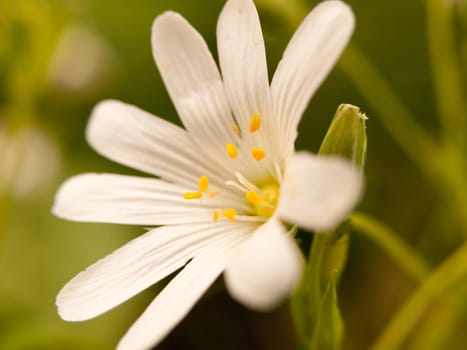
222 208 237 222
183 191 202 200
249 114 261 133
251 148 265 161
208 191 218 198
231 124 239 133
226 143 238 158
245 190 263 205
213 209 221 222
198 175 209 192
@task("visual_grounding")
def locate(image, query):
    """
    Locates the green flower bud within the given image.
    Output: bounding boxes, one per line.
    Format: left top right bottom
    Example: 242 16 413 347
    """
319 104 368 168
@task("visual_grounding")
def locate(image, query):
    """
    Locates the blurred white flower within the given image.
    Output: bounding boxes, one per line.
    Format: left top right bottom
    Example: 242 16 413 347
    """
0 124 59 199
53 0 361 349
47 25 117 92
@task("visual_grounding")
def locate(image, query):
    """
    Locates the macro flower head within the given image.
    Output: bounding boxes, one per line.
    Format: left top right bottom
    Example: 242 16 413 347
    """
53 0 362 349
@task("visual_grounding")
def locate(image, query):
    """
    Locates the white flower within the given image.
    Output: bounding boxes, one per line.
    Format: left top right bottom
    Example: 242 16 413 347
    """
53 0 361 349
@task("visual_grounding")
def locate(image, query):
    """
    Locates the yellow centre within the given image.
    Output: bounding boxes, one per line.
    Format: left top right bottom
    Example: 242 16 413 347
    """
246 183 280 218
184 113 280 223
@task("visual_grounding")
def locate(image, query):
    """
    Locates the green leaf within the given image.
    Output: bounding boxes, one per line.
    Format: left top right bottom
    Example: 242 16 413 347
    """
310 271 344 350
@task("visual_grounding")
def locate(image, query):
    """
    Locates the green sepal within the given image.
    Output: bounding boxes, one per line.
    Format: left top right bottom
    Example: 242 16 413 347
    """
291 223 351 347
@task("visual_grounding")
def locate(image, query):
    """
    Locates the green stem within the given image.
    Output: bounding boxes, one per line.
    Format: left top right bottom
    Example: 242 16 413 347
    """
441 147 467 233
425 0 467 234
261 0 440 179
338 46 439 177
426 0 467 152
0 190 13 243
0 124 28 243
257 0 308 26
350 212 430 282
308 235 330 309
406 297 461 350
371 240 467 350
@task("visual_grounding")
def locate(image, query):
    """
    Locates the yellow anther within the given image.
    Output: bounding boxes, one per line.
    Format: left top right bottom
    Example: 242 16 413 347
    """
222 208 237 222
183 191 202 200
213 209 221 222
226 143 238 158
208 191 219 198
231 124 239 133
251 148 265 161
245 190 263 205
198 175 209 193
249 114 261 133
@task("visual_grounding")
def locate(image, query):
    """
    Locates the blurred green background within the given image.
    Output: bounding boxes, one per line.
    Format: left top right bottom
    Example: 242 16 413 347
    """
0 0 466 349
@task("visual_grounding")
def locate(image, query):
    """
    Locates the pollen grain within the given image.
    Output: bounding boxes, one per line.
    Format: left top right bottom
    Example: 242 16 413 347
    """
226 143 238 158
251 148 265 161
198 175 209 193
249 114 261 133
208 191 219 198
222 208 237 222
184 191 202 200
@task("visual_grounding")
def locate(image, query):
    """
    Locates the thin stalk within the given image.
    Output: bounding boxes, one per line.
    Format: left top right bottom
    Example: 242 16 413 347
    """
350 212 430 282
256 0 308 26
406 298 461 350
426 0 467 152
261 0 440 179
371 240 467 350
425 0 467 235
0 190 13 242
338 46 439 177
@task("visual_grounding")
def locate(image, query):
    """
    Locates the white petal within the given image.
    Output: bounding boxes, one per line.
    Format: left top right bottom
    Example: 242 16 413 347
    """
278 151 363 232
217 0 278 181
52 173 249 225
57 221 254 322
271 0 355 153
116 224 253 350
86 100 231 188
151 12 242 177
224 217 303 311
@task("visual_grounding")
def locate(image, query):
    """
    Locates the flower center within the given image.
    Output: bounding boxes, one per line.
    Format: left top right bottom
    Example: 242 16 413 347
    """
182 113 281 223
246 183 279 218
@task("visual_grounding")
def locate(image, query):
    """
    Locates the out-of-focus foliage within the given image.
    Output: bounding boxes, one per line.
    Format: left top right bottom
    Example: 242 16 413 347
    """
0 0 466 349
